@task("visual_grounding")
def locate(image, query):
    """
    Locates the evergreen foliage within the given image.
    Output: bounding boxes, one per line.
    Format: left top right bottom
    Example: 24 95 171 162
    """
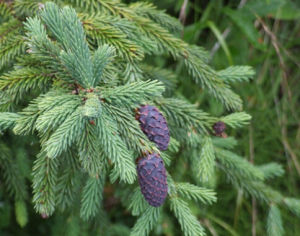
0 0 299 235
267 204 284 236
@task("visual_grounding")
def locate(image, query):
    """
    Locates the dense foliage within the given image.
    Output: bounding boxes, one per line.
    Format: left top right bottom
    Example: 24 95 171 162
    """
0 0 299 235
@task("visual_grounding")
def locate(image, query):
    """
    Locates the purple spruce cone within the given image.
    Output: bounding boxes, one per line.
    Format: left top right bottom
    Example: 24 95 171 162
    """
136 105 170 151
137 153 168 207
213 121 226 135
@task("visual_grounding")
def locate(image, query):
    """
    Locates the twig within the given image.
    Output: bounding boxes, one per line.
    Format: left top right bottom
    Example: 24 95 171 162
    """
179 0 188 38
202 218 218 236
179 0 188 24
210 28 231 58
238 0 248 8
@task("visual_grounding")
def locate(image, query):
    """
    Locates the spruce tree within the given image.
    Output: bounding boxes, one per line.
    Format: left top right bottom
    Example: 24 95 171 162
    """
0 1 299 235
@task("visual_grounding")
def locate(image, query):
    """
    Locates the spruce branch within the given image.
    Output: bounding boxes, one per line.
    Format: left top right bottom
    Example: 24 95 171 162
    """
212 136 238 150
128 187 148 216
37 90 79 112
13 98 40 135
45 107 84 159
167 137 180 154
66 0 243 112
24 16 61 58
92 44 116 86
40 3 94 87
80 173 106 220
216 152 284 204
24 0 246 115
283 198 300 217
156 98 211 134
184 53 243 111
0 18 22 44
32 151 58 216
170 197 206 236
130 206 160 236
176 183 217 205
251 183 283 204
187 45 210 64
121 62 144 83
0 67 53 101
220 112 251 128
101 80 164 107
13 90 79 136
197 136 215 181
55 164 77 211
0 2 13 21
55 152 79 212
80 0 186 56
128 2 183 34
267 204 284 236
129 14 185 57
141 64 177 93
24 16 73 83
0 35 25 71
215 148 264 182
258 163 284 180
0 112 20 131
80 13 144 62
36 97 81 135
0 143 28 200
60 0 124 15
14 0 41 16
78 119 104 176
218 66 255 83
97 112 136 184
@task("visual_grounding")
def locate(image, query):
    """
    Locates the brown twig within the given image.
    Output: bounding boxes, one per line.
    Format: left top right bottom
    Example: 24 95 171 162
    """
202 218 218 236
179 0 188 24
179 0 188 38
